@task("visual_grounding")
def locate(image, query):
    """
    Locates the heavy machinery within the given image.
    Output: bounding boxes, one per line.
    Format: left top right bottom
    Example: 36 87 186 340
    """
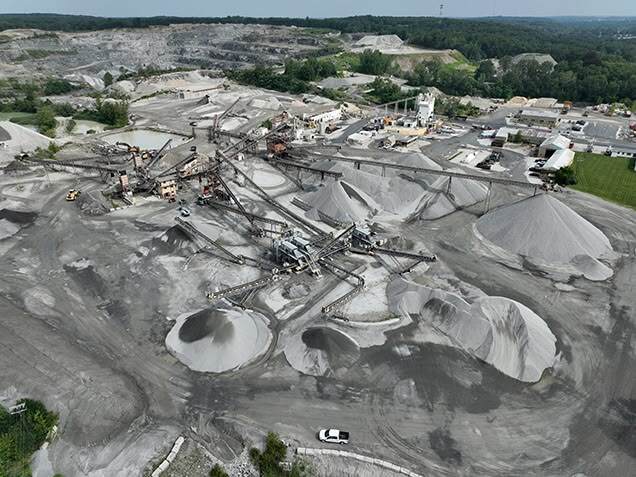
210 98 241 142
65 189 81 201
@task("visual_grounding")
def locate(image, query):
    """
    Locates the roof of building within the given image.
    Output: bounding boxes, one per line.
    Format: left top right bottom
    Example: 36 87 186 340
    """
543 149 575 171
395 135 418 144
496 127 518 138
540 133 571 151
521 109 559 120
532 97 559 109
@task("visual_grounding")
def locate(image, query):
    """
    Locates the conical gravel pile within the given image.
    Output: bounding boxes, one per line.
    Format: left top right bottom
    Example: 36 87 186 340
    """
476 194 613 263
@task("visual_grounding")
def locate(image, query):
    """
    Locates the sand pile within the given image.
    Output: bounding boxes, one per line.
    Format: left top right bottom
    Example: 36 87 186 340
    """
0 121 51 156
322 153 485 219
416 176 488 220
388 278 557 382
476 194 613 279
166 307 272 373
354 35 404 49
0 218 20 240
306 180 378 223
285 327 360 377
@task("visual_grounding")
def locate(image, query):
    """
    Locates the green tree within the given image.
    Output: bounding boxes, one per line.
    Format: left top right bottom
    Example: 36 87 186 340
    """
35 106 57 137
357 49 394 75
554 166 577 185
0 399 58 477
249 432 288 476
367 78 407 104
475 60 496 82
95 99 129 127
65 118 76 134
43 78 74 96
209 463 229 477
53 102 75 117
103 72 114 87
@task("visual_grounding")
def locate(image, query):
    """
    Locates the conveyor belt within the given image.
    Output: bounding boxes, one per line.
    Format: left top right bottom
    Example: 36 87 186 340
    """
295 151 539 189
320 259 365 315
175 217 244 264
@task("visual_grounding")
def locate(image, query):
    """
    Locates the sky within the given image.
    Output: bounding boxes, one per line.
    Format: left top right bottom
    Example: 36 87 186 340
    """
0 0 635 18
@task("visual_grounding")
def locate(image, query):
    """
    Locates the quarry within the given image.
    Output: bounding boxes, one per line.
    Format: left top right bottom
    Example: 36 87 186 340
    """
0 20 634 477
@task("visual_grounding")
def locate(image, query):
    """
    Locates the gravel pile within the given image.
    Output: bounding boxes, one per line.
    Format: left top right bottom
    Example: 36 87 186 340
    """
322 153 486 219
306 180 377 223
415 176 488 220
284 327 360 377
166 307 272 373
388 278 557 382
476 194 614 279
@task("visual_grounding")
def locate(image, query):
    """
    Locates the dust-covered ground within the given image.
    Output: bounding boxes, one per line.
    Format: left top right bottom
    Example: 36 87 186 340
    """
0 81 634 477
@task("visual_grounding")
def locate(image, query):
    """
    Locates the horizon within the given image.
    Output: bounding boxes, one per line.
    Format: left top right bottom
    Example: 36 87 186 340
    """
1 0 635 19
1 12 636 21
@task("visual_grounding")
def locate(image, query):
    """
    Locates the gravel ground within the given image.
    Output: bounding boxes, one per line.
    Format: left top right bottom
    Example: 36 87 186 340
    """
0 84 633 477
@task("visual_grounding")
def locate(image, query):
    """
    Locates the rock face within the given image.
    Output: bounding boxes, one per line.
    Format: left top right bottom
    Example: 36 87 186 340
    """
388 278 557 383
166 307 272 373
476 194 614 280
284 327 360 377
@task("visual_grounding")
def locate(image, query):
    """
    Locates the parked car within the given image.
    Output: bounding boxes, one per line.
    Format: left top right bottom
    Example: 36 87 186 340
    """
318 429 349 445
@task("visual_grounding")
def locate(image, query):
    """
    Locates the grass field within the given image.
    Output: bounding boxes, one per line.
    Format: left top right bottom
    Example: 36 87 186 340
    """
0 111 36 122
571 152 636 209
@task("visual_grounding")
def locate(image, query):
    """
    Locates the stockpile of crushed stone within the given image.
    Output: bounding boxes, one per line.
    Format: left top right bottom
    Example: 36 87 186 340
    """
476 194 614 279
388 278 557 382
415 175 488 220
306 180 378 223
166 307 272 373
315 153 486 220
284 327 360 377
0 121 51 158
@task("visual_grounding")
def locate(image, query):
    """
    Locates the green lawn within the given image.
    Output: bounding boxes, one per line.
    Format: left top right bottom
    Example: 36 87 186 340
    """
571 152 636 209
0 111 36 122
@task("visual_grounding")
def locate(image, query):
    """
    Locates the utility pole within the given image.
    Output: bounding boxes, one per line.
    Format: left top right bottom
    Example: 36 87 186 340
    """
439 3 444 17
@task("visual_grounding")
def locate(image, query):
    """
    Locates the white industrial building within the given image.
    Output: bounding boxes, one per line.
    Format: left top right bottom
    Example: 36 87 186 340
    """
539 133 571 158
543 149 575 171
519 109 560 128
416 92 435 125
307 108 342 124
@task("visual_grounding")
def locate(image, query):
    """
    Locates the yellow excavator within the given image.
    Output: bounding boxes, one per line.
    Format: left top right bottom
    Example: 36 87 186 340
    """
66 189 81 201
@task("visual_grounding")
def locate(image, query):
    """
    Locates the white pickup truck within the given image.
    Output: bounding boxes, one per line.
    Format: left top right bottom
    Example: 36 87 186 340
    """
318 429 350 445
